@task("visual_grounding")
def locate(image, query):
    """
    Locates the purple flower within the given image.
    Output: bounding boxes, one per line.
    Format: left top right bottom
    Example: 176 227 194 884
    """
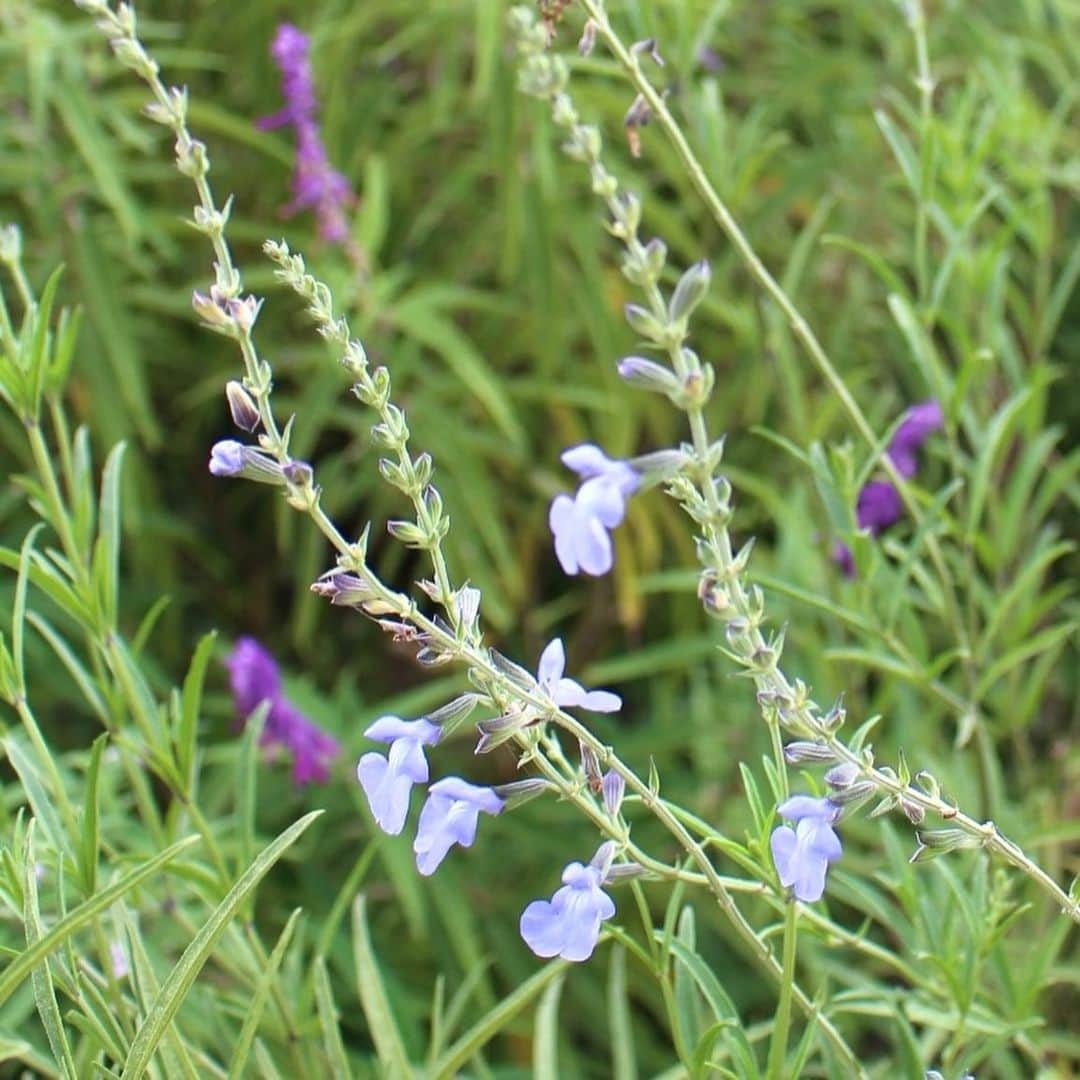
225 637 341 786
537 638 621 713
258 24 353 243
356 716 441 835
834 399 943 576
770 795 842 903
889 400 944 478
519 860 616 962
413 777 504 876
549 444 639 577
856 480 904 534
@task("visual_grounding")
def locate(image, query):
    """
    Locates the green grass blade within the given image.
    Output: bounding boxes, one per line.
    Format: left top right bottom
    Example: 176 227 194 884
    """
431 959 568 1079
351 894 412 1079
0 835 199 1009
314 955 353 1080
226 909 303 1080
531 970 565 1080
120 812 321 1079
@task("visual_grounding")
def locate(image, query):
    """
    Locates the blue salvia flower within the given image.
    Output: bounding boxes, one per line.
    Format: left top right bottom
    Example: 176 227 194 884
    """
549 443 639 576
209 440 286 485
537 638 621 713
519 852 616 962
357 716 441 834
770 795 843 902
413 777 505 876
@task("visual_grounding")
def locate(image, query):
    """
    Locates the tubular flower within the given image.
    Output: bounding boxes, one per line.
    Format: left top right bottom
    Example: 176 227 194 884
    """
413 777 504 876
549 444 639 576
356 716 441 835
770 795 842 903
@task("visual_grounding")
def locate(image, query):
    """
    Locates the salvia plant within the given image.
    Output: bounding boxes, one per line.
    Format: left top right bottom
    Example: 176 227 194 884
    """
0 0 1077 1077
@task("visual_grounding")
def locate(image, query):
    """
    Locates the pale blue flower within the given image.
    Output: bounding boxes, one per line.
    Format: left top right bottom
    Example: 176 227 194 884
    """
549 444 639 576
209 440 287 485
537 638 621 713
519 860 615 961
770 795 842 903
357 716 440 835
413 777 504 876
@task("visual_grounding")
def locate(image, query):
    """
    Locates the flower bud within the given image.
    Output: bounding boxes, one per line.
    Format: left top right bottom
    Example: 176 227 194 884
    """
617 356 681 395
783 741 837 765
426 693 482 736
493 777 555 809
668 260 711 323
225 381 261 432
310 570 374 606
386 520 428 548
580 741 603 791
282 460 314 487
623 303 666 343
601 770 625 816
605 861 649 884
824 761 861 790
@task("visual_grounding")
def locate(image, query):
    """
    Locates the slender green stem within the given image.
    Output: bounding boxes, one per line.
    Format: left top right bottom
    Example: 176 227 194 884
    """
765 900 799 1080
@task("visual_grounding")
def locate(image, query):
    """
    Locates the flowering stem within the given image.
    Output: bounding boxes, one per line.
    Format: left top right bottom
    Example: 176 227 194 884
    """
577 0 972 660
765 899 799 1080
565 0 1077 927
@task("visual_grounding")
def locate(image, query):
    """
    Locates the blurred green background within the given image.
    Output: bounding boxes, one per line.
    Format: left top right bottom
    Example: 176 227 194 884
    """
1 0 1077 1074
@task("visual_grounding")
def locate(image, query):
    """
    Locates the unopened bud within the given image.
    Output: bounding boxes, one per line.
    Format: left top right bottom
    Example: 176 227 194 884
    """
783 741 836 765
311 570 374 606
669 260 711 323
617 356 681 396
208 440 284 485
601 770 625 816
282 460 314 487
225 381 260 432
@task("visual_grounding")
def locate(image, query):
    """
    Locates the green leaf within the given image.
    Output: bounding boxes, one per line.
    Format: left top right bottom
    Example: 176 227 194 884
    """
532 971 565 1080
177 630 218 786
431 959 568 1079
0 835 199 1010
226 909 302 1080
120 812 320 1079
78 733 108 898
314 955 353 1080
352 894 412 1079
23 824 78 1080
91 441 126 629
669 940 759 1079
607 945 637 1080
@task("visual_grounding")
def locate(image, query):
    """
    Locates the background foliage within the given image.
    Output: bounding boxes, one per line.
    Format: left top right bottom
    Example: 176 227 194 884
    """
0 0 1077 1075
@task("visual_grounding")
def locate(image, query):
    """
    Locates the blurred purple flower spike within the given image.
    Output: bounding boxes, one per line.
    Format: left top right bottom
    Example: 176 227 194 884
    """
258 24 353 243
225 637 340 785
835 399 943 576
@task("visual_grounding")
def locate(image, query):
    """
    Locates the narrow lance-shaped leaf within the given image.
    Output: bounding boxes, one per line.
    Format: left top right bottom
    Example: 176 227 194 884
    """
120 811 322 1079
